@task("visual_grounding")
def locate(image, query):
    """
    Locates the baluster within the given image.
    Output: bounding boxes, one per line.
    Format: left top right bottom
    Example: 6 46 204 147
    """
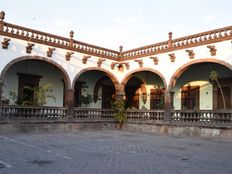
36 33 39 39
15 29 19 35
189 38 193 44
224 29 228 37
208 33 212 40
5 25 9 32
26 31 29 37
192 37 196 43
11 28 14 34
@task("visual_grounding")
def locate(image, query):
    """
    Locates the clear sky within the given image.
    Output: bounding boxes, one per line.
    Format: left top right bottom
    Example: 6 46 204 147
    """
1 0 232 50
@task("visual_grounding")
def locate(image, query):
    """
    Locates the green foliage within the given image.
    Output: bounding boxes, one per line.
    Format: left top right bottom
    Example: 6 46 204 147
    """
80 93 93 105
8 91 17 104
79 81 94 106
210 70 226 109
33 83 55 106
22 83 55 106
113 99 127 124
210 70 218 81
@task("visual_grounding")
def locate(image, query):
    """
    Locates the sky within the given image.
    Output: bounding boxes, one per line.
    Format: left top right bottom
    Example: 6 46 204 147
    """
1 0 232 51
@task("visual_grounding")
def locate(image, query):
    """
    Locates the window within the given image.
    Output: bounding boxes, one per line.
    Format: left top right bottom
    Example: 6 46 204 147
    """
181 85 199 110
150 88 165 109
17 73 41 104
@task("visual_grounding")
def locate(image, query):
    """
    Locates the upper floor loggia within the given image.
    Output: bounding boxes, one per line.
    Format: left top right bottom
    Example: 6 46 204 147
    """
0 11 232 110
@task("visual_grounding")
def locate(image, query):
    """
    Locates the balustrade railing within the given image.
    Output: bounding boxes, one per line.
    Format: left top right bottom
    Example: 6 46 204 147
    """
0 105 67 119
73 108 115 121
172 110 232 125
0 105 231 127
122 26 232 59
0 21 231 60
126 109 165 122
0 22 119 59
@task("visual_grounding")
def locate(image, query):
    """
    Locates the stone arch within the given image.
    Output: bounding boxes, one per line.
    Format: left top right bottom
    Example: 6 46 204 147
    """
122 68 167 109
0 56 71 89
125 76 148 104
72 67 119 90
121 68 167 90
169 58 232 90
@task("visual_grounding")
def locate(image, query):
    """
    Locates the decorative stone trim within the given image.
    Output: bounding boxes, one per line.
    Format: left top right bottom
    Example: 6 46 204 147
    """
134 59 143 67
82 55 91 64
26 43 35 54
207 45 217 56
1 38 10 49
97 58 106 67
111 62 117 70
65 52 74 61
69 30 74 47
124 62 130 70
168 31 173 48
185 49 195 59
169 53 176 62
111 62 129 71
47 47 55 58
150 56 159 65
0 11 232 61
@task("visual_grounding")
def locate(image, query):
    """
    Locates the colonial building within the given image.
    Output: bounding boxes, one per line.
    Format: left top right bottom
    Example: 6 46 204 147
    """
0 11 232 129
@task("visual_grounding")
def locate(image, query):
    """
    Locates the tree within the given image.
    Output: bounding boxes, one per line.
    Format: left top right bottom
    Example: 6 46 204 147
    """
210 70 226 109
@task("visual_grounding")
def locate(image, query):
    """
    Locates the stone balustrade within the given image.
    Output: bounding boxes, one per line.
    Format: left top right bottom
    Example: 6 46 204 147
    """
0 106 232 127
0 22 119 60
126 109 165 122
73 108 115 120
0 105 67 119
122 26 232 59
1 21 231 60
172 110 232 125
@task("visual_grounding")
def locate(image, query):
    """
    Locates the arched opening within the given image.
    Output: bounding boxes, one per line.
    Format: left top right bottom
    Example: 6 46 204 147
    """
170 62 232 110
123 71 166 110
73 70 116 108
1 58 70 107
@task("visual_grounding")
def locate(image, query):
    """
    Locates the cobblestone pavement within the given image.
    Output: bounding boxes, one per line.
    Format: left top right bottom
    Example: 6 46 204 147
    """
0 130 231 174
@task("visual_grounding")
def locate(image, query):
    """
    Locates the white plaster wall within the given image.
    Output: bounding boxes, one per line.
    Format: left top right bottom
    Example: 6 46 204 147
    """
1 36 232 89
120 40 232 87
1 35 232 110
0 36 118 88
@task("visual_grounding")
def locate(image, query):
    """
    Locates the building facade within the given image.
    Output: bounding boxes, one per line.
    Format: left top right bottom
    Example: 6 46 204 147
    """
0 11 232 122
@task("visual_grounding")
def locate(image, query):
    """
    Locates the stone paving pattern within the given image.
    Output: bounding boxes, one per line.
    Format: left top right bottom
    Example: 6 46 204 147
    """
0 130 232 174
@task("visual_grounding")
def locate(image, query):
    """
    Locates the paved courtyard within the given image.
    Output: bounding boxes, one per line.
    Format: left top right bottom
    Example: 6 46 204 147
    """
0 130 231 174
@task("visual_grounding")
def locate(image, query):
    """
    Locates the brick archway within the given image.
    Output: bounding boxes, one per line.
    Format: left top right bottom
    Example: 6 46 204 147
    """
122 68 167 110
121 68 167 90
169 58 232 90
0 56 71 89
72 67 119 91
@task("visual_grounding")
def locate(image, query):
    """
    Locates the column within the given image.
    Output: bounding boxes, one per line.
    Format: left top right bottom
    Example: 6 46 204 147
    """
164 90 172 122
115 83 125 101
64 89 75 117
0 79 3 106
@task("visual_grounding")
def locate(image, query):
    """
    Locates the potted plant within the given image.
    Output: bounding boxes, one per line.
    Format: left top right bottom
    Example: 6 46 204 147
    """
113 99 127 129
